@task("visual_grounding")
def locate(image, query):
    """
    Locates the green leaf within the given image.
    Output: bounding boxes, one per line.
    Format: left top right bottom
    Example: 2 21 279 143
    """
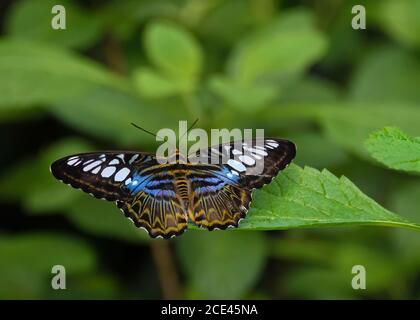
256 103 420 160
365 127 420 174
317 104 420 159
389 181 420 269
211 9 327 112
0 233 96 274
238 164 420 231
278 76 340 104
0 233 96 299
48 86 185 145
0 39 129 109
175 231 266 299
376 0 420 48
133 67 192 98
144 21 203 80
0 138 93 212
229 9 327 84
290 132 348 169
283 267 354 299
349 47 420 104
7 0 103 49
282 242 399 298
208 75 278 112
66 196 150 244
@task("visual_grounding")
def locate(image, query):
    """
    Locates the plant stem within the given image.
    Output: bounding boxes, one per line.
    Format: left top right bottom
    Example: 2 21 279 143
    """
150 241 183 299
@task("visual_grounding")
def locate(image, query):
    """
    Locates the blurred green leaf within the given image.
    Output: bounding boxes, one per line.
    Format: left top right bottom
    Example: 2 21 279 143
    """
66 196 150 244
277 76 340 104
349 47 420 104
282 241 400 299
100 0 179 40
365 127 420 174
47 272 120 299
376 0 420 48
290 132 348 169
283 267 354 299
270 237 334 264
228 9 327 84
48 86 186 145
199 0 271 45
176 231 266 299
133 67 192 98
144 20 202 81
210 8 327 112
7 0 103 49
390 181 420 272
317 104 420 159
0 138 93 212
0 39 129 109
0 233 96 299
239 164 420 231
0 233 96 273
333 243 399 295
208 75 278 111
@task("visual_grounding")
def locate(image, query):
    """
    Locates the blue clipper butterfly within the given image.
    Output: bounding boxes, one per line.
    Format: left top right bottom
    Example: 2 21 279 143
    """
50 138 296 239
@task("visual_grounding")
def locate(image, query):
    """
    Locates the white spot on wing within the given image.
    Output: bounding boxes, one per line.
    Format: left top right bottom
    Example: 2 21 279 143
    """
129 154 139 164
267 142 279 148
83 159 94 165
109 159 119 165
114 168 130 181
92 166 101 174
101 166 116 178
67 158 79 165
83 160 102 172
117 154 125 161
232 149 242 155
227 159 246 172
244 147 268 156
239 155 255 166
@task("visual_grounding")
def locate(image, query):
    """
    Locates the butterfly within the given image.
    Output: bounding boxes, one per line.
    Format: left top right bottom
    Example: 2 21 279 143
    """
50 138 296 239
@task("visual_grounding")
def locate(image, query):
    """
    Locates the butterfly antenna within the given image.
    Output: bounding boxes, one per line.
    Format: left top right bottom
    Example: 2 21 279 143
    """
188 118 199 133
131 123 165 141
180 118 199 140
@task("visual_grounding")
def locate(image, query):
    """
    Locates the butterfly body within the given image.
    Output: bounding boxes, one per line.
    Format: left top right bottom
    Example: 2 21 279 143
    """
51 138 295 239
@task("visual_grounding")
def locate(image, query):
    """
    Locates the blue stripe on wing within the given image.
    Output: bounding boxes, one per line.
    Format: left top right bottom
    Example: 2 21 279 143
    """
124 172 176 198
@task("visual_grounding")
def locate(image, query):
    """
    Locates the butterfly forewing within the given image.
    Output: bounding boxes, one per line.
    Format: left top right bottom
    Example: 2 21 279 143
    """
50 152 153 201
193 138 296 189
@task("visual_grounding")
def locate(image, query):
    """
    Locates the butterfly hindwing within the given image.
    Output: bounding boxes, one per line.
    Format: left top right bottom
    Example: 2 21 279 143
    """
186 138 295 229
187 167 251 230
117 168 189 238
117 187 188 239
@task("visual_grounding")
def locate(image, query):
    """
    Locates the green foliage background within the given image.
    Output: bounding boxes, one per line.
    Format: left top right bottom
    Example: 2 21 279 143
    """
1 0 420 299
